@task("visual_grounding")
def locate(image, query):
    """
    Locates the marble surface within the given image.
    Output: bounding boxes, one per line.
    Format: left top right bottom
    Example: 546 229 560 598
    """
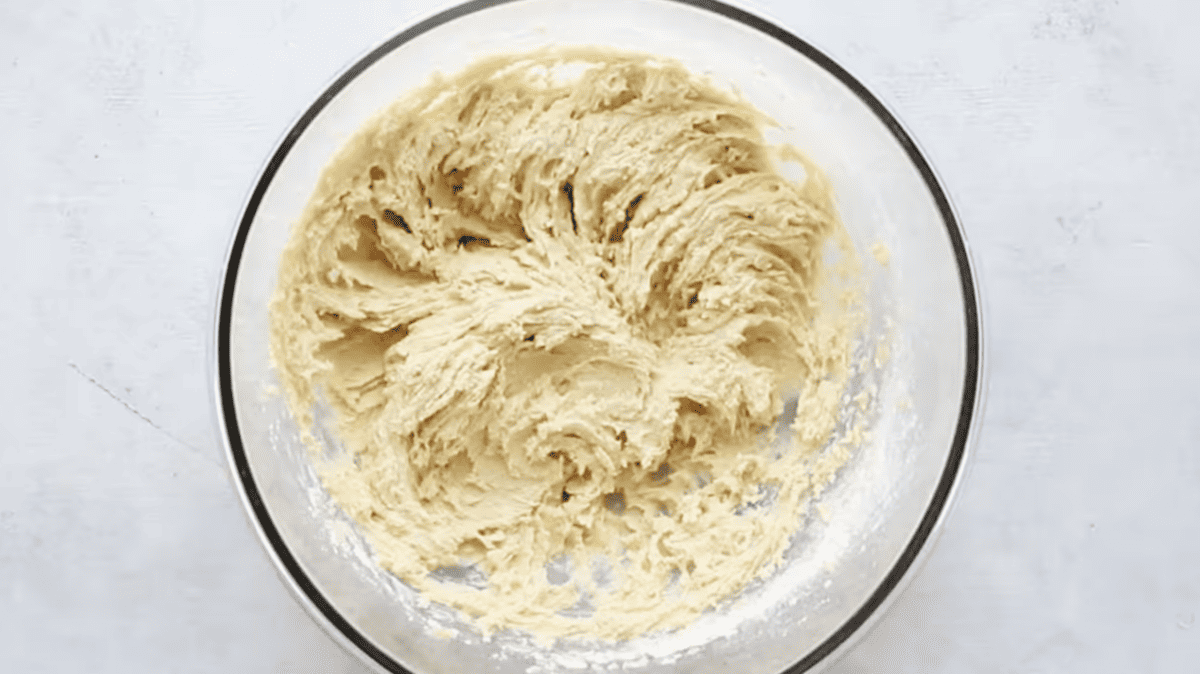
3 0 1198 671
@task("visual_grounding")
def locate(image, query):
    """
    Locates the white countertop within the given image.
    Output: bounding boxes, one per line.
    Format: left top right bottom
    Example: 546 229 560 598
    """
3 0 1197 671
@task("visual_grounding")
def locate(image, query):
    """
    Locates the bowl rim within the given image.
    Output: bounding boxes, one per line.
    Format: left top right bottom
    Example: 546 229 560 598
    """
213 1 984 672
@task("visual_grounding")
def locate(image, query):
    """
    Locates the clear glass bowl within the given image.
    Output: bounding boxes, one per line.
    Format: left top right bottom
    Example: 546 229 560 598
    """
214 1 984 672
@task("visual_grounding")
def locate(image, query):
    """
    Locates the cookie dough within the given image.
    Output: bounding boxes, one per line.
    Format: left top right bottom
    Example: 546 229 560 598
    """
270 48 859 641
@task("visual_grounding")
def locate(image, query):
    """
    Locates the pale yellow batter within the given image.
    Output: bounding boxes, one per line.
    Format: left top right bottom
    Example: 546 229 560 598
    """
271 48 859 641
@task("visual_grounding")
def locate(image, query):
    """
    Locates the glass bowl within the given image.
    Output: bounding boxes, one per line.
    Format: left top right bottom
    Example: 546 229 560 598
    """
214 1 984 672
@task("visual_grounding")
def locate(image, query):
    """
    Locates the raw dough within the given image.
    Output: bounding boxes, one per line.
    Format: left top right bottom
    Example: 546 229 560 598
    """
270 48 859 641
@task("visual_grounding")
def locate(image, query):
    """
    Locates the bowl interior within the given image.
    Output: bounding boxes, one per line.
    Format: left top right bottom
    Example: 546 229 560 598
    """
220 1 978 672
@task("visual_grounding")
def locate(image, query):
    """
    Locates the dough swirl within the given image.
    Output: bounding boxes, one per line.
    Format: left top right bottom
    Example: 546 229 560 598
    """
271 48 857 641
